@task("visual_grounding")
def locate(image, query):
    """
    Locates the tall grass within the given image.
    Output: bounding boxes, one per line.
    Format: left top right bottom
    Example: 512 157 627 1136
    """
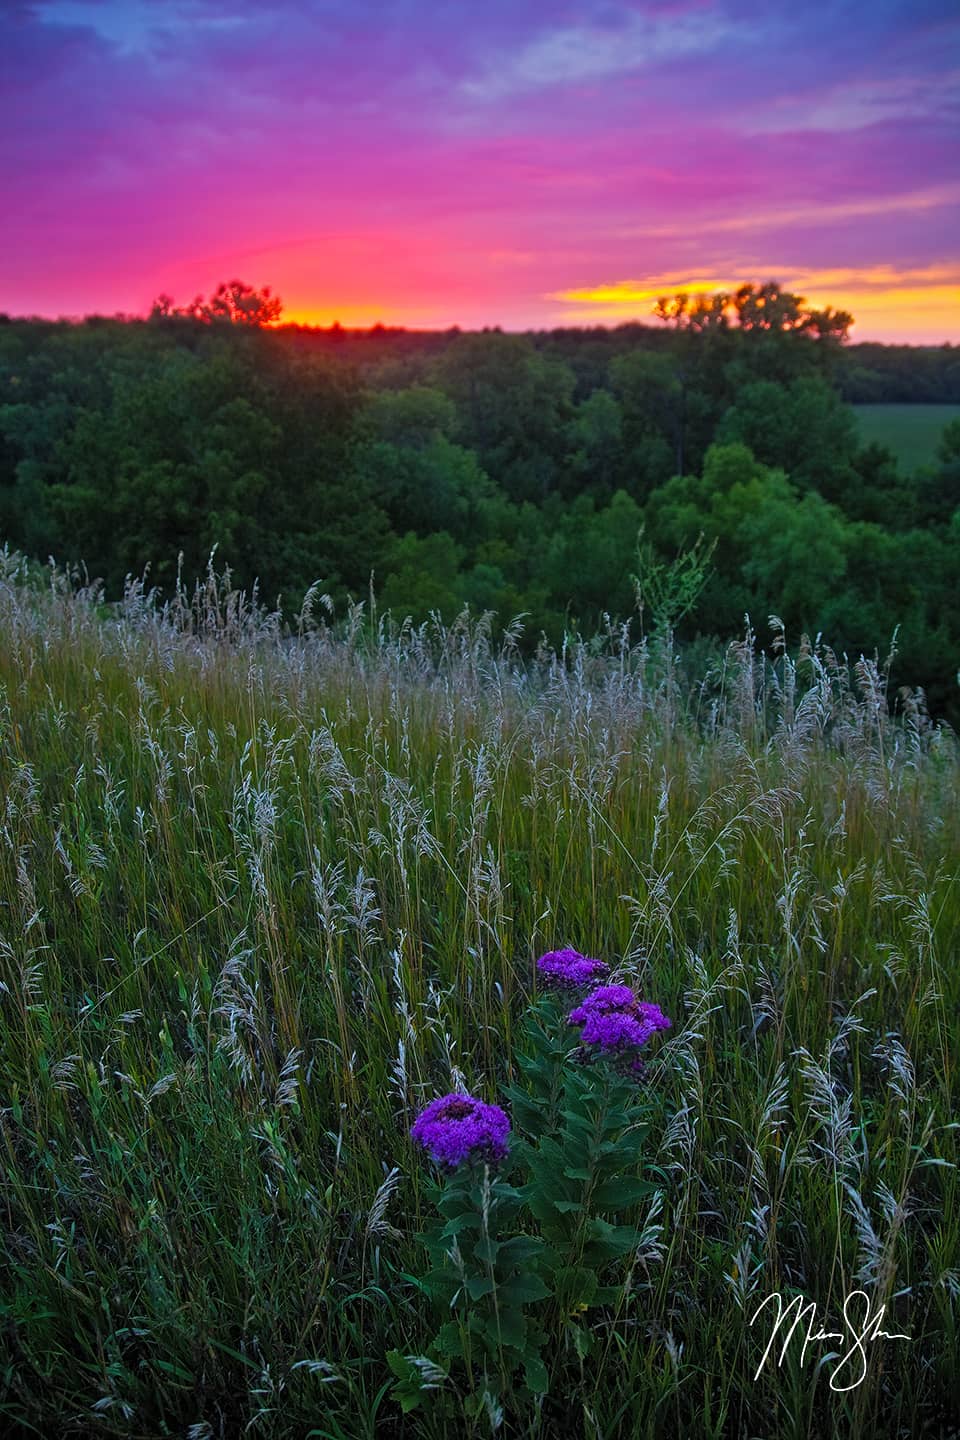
0 550 957 1438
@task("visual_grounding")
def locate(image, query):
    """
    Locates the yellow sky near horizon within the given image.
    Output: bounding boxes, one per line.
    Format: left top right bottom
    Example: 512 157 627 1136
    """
552 265 960 344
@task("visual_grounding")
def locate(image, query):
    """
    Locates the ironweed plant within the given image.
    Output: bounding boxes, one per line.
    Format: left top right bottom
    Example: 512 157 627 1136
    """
393 962 670 1423
0 549 957 1438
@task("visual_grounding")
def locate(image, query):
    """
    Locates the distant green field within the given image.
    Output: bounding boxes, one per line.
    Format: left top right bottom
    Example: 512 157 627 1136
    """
853 402 960 471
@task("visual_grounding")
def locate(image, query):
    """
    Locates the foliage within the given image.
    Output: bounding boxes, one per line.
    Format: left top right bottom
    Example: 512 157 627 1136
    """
1 294 959 721
716 375 860 500
395 983 667 1422
632 530 716 639
654 282 852 344
150 278 283 327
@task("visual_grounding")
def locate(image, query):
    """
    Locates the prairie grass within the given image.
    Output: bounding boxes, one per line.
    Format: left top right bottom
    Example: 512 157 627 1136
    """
0 550 957 1438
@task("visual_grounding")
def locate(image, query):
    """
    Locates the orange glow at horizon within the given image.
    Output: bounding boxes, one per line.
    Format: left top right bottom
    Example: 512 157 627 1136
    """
6 2 958 350
282 304 402 329
552 265 960 343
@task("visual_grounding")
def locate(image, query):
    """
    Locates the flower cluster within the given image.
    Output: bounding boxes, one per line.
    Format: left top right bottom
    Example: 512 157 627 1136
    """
536 948 610 990
567 984 636 1019
409 953 673 1164
567 983 671 1075
411 1092 511 1170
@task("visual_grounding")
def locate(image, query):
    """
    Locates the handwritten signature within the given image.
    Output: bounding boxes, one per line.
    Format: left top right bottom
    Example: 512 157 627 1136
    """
749 1289 910 1392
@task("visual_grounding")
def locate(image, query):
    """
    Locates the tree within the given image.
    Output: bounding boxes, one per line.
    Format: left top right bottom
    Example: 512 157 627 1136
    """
149 280 283 328
357 384 497 540
654 281 852 386
380 531 465 622
33 327 388 604
608 350 682 495
431 334 576 502
716 375 859 499
728 283 852 343
643 442 849 636
204 280 283 327
847 441 915 527
732 282 806 333
914 416 960 526
363 385 457 449
565 388 624 499
654 291 731 333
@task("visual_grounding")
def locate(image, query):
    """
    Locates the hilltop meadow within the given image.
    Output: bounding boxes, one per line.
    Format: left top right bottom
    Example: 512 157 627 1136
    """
0 553 957 1438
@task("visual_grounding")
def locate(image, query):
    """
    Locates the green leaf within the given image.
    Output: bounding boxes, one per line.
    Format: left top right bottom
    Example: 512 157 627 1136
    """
385 1352 428 1412
487 1186 524 1216
502 1273 551 1304
466 1275 495 1300
524 1190 571 1224
535 1137 567 1167
559 1110 596 1134
385 1350 411 1381
553 1199 584 1214
524 1354 550 1395
583 1217 640 1260
439 1212 481 1236
498 1235 545 1263
503 1095 541 1133
417 1268 459 1303
436 1323 464 1359
495 1307 527 1349
591 1177 657 1210
473 1237 501 1264
569 1322 595 1361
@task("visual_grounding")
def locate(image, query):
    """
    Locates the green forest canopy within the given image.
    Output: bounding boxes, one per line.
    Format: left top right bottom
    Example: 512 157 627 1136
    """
1 280 959 719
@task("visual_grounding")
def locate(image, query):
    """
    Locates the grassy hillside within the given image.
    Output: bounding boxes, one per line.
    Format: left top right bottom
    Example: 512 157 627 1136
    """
0 555 957 1438
852 402 960 471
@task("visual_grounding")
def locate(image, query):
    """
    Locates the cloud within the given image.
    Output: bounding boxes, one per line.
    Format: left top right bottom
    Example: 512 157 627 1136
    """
612 183 960 241
556 263 960 306
742 69 960 134
31 0 248 53
461 7 737 100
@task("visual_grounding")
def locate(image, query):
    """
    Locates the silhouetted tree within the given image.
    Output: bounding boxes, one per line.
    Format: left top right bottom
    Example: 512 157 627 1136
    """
149 280 282 327
204 280 283 327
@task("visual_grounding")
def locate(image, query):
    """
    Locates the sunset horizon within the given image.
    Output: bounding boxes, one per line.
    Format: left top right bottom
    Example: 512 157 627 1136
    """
3 1 958 345
6 270 959 347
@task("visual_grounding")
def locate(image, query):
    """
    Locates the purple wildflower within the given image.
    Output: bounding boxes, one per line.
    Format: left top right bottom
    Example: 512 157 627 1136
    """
567 984 637 1023
536 948 610 990
567 982 672 1070
410 1093 511 1170
579 1011 655 1049
636 1000 672 1032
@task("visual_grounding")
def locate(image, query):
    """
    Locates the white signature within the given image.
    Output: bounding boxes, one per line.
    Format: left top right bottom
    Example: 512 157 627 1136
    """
749 1289 910 1392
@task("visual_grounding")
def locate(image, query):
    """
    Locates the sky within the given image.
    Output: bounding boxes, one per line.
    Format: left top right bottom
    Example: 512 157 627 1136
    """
1 0 958 341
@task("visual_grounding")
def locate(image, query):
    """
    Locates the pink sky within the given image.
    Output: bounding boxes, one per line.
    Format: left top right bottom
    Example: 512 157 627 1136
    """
2 1 958 342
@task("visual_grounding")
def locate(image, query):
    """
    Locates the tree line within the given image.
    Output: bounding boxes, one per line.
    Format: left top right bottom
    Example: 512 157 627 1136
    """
1 280 958 719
